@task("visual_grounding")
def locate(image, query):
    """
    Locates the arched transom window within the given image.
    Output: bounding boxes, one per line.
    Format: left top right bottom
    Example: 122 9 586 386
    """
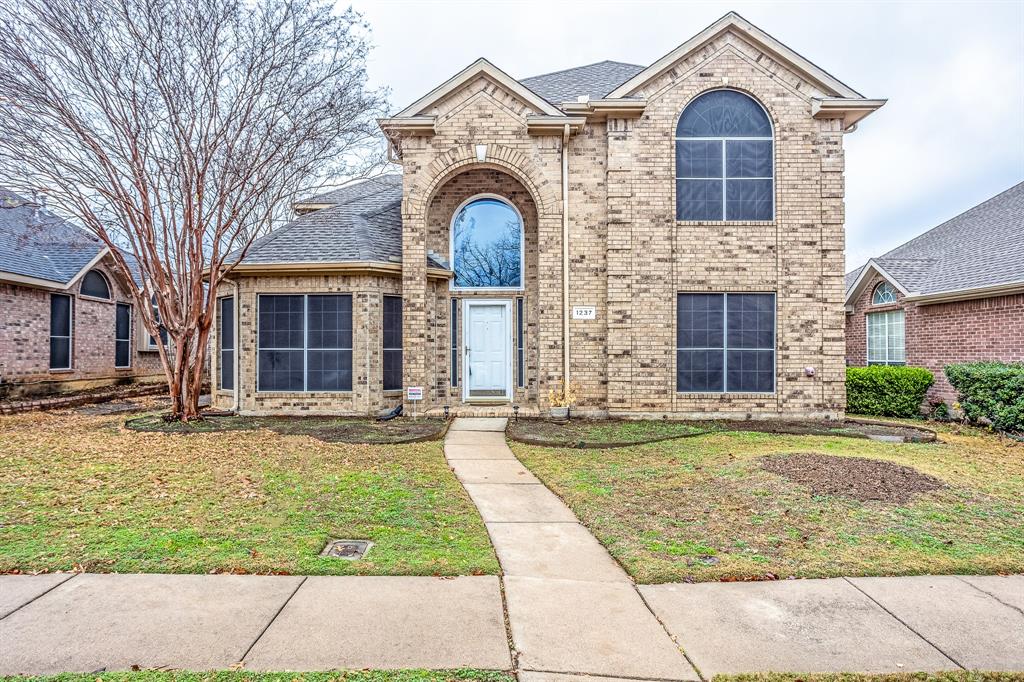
80 269 111 299
450 196 523 290
675 89 774 221
872 281 897 305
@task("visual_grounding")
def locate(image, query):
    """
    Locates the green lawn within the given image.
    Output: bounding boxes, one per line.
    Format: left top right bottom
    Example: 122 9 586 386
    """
0 672 513 682
513 422 1024 583
0 406 498 576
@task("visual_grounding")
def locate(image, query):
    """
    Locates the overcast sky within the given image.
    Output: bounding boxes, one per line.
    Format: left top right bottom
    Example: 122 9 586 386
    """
350 0 1024 272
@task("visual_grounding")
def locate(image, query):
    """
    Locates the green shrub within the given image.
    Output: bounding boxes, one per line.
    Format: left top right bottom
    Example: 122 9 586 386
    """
846 365 934 417
945 362 1024 432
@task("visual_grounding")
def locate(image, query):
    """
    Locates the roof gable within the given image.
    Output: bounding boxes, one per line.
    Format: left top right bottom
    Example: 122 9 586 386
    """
607 12 863 100
394 58 564 118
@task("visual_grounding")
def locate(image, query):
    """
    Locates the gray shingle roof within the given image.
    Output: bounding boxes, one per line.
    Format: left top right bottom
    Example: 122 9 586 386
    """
232 175 447 271
848 181 1024 296
520 60 646 103
0 188 105 285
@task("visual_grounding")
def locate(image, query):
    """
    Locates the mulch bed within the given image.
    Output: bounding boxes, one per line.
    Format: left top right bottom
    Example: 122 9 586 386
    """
124 413 448 444
761 453 945 503
507 418 709 449
713 418 937 443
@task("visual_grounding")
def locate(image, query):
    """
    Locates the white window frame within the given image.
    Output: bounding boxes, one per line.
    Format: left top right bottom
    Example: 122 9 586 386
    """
115 302 132 369
256 293 353 394
449 193 526 292
674 88 775 222
866 310 906 366
675 291 777 394
871 282 897 305
49 293 73 371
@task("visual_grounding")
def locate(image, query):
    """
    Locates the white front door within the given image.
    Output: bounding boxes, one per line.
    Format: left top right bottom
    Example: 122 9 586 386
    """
464 300 511 400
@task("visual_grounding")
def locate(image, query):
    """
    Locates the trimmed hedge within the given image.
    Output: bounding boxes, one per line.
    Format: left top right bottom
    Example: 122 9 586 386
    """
945 362 1024 432
846 365 934 417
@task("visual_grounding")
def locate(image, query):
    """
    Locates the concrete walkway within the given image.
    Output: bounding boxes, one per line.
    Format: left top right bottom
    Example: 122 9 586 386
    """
0 417 1021 677
447 417 1024 680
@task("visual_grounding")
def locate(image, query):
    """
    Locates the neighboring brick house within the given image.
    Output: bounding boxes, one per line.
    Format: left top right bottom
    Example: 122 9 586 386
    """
213 12 884 418
845 182 1024 405
0 189 163 399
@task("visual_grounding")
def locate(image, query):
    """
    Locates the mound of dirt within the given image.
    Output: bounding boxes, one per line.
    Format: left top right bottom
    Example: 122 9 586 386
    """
761 453 944 503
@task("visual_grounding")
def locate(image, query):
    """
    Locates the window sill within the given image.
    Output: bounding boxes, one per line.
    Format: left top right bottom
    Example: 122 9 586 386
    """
48 368 75 374
676 391 776 397
676 220 776 227
255 391 354 396
383 389 403 396
78 295 115 305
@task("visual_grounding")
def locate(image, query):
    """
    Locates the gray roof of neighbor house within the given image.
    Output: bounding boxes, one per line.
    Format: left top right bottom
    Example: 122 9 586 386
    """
521 60 646 103
847 181 1024 299
0 188 106 286
231 175 447 270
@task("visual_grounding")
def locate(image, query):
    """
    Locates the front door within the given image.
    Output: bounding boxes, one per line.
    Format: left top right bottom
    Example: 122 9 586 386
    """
464 300 511 401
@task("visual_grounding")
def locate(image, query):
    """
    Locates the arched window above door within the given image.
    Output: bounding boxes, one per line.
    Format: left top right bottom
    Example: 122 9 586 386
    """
450 196 524 290
675 89 774 222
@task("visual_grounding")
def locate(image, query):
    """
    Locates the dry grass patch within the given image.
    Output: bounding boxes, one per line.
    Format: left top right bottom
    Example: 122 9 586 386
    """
513 423 1024 583
0 404 497 576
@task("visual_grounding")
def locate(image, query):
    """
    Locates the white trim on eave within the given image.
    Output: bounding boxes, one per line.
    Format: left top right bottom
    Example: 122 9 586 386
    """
0 246 110 291
844 260 911 306
607 11 863 100
392 58 565 118
902 280 1024 305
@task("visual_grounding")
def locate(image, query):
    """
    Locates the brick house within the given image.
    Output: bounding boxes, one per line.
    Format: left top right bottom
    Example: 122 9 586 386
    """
212 12 884 418
0 189 163 399
845 182 1024 405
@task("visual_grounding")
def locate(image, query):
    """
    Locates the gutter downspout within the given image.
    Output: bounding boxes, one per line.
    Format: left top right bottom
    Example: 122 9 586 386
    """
231 278 239 412
561 124 571 385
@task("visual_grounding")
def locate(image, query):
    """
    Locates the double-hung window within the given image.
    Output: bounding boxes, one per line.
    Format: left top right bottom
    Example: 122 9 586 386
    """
867 311 905 365
257 294 352 392
382 295 402 391
677 293 775 393
219 297 235 390
115 303 132 368
49 294 73 370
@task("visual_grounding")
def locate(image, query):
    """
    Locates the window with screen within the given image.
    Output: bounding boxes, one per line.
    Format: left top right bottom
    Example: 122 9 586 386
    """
450 298 458 387
516 297 525 388
867 310 905 365
115 303 131 368
382 295 402 391
49 294 72 370
81 270 111 299
257 294 352 392
676 89 774 221
677 293 775 393
219 297 234 390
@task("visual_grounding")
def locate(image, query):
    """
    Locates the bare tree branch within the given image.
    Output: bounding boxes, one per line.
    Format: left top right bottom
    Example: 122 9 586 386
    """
0 0 388 418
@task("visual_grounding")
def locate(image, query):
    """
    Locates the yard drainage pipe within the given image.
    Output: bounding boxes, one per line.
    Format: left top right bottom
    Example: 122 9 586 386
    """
562 123 570 385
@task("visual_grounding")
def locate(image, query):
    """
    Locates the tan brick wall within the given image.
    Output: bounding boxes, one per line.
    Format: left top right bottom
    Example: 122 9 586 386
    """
0 255 163 396
212 273 402 416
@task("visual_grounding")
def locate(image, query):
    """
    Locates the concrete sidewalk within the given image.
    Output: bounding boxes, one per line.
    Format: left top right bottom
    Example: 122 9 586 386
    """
0 417 1021 678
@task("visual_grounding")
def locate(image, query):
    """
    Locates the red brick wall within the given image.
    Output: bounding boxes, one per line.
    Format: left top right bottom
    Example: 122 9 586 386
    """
0 255 163 396
845 271 1024 404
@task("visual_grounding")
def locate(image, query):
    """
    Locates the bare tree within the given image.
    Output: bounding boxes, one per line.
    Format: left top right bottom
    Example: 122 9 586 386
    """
0 0 387 419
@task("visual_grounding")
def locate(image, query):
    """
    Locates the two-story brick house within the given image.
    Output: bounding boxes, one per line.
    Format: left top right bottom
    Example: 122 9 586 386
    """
212 12 883 418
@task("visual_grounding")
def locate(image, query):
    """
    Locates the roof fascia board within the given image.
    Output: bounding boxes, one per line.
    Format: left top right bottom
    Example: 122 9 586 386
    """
844 260 911 306
526 115 587 134
377 116 436 134
223 261 453 280
812 98 887 130
0 270 69 290
902 280 1024 305
607 12 862 100
560 99 648 118
393 58 564 118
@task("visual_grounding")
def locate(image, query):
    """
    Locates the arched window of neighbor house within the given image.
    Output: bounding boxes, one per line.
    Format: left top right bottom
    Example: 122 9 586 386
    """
675 89 774 221
872 282 897 305
80 270 111 299
450 196 523 290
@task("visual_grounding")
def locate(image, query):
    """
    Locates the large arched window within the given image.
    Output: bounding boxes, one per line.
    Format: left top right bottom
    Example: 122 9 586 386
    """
450 196 523 290
675 89 774 221
80 269 111 299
